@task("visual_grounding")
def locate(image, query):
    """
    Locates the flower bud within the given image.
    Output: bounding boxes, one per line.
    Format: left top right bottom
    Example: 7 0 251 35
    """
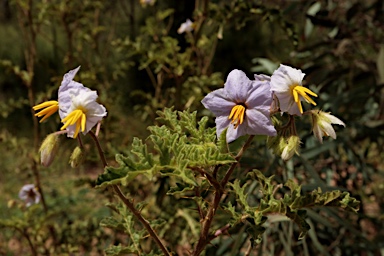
268 134 301 161
280 135 301 161
39 133 60 167
69 146 85 168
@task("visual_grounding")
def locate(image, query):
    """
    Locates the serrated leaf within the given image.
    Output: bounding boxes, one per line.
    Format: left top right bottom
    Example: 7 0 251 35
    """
167 183 195 196
229 180 251 212
100 217 125 231
222 202 243 226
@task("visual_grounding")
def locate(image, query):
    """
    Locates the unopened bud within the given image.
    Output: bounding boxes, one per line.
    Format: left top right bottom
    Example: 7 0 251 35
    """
39 133 60 167
69 146 85 168
281 135 300 161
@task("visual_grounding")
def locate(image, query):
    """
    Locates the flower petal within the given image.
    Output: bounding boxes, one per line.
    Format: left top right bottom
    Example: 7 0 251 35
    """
201 88 236 117
224 69 253 103
254 74 271 82
215 115 232 140
270 64 305 92
246 80 273 110
226 122 247 143
245 108 277 136
323 112 345 126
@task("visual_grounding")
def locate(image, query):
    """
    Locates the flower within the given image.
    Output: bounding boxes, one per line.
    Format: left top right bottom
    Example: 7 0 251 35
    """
59 84 107 138
177 19 194 34
19 184 41 207
39 133 60 167
311 110 345 143
202 69 277 143
33 67 107 139
270 64 318 115
140 0 155 6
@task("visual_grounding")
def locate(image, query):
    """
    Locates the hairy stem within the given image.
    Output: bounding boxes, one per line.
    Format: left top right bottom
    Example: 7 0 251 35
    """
192 135 254 255
112 185 171 256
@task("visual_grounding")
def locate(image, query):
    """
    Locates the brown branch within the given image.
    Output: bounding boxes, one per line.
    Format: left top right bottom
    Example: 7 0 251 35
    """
89 130 171 255
192 135 255 255
112 185 171 256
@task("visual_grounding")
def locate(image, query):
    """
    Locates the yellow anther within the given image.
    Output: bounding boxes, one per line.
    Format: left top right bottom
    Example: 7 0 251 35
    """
228 104 246 129
60 109 87 138
290 85 318 113
32 101 59 122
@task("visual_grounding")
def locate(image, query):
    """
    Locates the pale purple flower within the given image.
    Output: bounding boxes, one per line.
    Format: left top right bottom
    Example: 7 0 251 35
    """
19 184 41 207
202 69 277 143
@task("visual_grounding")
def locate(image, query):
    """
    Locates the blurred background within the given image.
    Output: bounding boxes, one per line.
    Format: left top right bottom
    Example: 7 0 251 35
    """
0 0 383 255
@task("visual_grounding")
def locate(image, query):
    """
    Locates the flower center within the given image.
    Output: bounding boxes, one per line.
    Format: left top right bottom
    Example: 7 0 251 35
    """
33 100 59 122
228 104 246 129
60 109 87 138
290 84 318 113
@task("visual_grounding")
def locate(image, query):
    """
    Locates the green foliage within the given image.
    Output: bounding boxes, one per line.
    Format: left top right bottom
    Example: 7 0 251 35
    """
96 108 235 188
226 170 360 243
1 0 383 255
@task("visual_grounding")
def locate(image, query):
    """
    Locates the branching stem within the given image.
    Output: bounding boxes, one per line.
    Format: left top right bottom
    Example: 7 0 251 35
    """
89 130 171 255
192 135 255 255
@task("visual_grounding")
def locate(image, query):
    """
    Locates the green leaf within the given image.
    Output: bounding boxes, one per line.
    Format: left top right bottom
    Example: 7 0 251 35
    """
97 109 235 188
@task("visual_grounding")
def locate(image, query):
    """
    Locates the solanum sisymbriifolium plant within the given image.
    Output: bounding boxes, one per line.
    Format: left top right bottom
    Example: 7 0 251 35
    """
29 62 358 255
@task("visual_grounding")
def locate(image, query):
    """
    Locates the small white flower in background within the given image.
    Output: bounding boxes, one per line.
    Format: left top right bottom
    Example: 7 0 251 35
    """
311 110 345 143
57 67 107 139
177 19 194 34
271 64 318 115
140 0 155 6
19 184 41 207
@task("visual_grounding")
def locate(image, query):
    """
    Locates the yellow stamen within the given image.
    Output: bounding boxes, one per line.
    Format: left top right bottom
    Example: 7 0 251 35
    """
32 101 59 122
228 104 246 129
290 85 318 113
33 100 59 111
60 109 87 138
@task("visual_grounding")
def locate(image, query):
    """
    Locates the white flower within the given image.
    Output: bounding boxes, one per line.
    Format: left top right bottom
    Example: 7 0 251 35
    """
270 64 318 115
177 19 194 34
140 0 155 6
311 110 345 143
19 184 41 207
58 67 107 138
33 67 107 139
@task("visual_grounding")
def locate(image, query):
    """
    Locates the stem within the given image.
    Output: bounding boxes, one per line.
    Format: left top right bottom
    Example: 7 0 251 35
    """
220 135 255 187
88 130 108 168
192 135 254 255
88 130 171 255
18 228 37 256
112 185 171 256
31 161 48 213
